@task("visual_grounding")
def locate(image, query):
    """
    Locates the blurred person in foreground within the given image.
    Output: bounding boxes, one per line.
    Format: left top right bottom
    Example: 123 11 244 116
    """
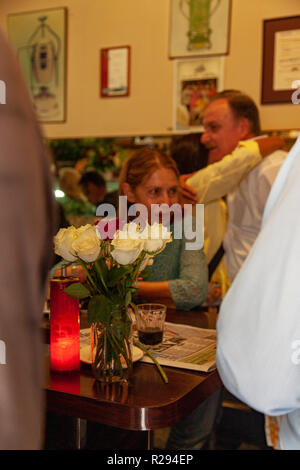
217 135 300 450
0 30 56 448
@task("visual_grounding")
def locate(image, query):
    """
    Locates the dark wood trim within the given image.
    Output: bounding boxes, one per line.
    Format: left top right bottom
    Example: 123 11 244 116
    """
261 16 300 104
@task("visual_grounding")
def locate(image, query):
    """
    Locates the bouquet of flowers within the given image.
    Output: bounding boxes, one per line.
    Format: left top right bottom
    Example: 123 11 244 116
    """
54 219 171 382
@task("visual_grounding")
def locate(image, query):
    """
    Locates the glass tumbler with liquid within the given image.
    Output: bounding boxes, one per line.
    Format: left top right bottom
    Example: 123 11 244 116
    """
135 304 167 346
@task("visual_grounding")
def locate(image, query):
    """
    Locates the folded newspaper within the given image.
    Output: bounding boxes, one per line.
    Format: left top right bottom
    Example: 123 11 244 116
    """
136 322 217 373
80 322 216 373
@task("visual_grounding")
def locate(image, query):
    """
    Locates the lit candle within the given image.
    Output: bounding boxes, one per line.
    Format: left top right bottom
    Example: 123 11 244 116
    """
50 277 80 372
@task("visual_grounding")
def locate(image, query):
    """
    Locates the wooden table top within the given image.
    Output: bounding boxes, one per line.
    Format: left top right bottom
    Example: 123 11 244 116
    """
44 308 222 431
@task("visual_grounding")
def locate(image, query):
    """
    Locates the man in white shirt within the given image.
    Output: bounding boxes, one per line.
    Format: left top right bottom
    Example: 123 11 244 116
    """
185 90 287 282
216 135 300 449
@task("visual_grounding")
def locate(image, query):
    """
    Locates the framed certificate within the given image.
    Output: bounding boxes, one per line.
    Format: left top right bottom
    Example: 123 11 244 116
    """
100 46 130 98
261 16 300 104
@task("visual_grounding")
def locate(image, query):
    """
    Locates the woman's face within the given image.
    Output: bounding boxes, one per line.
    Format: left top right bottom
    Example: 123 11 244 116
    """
123 167 179 222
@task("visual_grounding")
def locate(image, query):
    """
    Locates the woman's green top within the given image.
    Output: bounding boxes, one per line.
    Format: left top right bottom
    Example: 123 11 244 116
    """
145 219 208 310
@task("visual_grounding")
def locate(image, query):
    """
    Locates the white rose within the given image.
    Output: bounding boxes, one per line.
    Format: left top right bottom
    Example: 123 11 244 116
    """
54 226 78 261
72 226 101 263
139 254 154 273
140 222 172 253
77 224 92 234
119 222 141 240
111 230 144 265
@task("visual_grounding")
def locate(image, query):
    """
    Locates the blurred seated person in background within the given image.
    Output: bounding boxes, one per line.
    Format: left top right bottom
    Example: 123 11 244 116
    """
120 147 208 310
79 170 119 210
170 133 208 174
58 167 96 217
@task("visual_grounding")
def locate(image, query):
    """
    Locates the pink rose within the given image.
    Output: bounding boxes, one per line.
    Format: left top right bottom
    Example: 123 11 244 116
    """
96 218 124 241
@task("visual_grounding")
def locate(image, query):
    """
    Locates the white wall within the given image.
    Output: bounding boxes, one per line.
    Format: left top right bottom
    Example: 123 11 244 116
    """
0 0 299 138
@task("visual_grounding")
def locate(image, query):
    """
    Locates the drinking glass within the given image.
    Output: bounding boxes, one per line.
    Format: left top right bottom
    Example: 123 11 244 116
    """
135 304 167 346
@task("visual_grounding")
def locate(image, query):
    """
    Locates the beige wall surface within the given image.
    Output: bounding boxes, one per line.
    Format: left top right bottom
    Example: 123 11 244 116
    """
0 0 299 138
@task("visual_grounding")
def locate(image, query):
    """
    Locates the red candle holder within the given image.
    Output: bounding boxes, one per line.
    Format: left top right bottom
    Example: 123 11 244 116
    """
50 277 80 372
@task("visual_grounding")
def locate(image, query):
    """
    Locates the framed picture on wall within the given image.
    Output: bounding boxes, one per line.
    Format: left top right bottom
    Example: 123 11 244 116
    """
7 7 67 123
100 46 130 98
261 16 300 104
174 56 224 132
169 0 231 58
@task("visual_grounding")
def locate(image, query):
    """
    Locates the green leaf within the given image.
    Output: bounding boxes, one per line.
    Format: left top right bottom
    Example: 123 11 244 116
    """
107 265 132 287
64 282 90 299
95 259 108 283
88 295 112 326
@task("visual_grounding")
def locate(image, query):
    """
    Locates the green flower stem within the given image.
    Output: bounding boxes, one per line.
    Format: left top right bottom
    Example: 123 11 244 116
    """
133 339 168 384
77 259 99 295
106 333 123 375
94 260 109 296
109 327 132 370
131 251 146 281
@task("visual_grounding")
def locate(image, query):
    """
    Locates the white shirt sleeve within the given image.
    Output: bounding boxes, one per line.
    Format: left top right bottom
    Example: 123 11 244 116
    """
186 140 261 203
216 135 300 449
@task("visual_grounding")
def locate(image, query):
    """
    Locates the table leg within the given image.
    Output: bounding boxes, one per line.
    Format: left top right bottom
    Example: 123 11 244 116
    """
75 418 81 449
147 430 153 450
75 418 87 450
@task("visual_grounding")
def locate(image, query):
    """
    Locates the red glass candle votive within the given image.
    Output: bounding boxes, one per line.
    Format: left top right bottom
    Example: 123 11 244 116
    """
50 277 80 372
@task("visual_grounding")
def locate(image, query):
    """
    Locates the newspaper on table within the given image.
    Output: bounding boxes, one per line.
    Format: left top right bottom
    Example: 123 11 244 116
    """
136 322 216 373
80 328 92 348
80 322 217 373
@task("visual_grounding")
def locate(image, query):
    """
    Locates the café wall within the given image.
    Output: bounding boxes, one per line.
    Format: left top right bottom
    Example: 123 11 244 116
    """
0 0 299 138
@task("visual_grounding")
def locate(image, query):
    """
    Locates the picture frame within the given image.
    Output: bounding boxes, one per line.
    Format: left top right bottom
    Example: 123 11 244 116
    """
7 7 67 123
169 0 231 59
174 56 224 132
100 46 130 98
261 16 300 104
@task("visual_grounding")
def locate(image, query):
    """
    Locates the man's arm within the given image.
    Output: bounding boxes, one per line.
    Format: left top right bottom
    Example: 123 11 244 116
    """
182 137 285 204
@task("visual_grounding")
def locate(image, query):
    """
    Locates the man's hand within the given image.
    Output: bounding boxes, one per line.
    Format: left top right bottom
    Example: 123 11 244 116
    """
258 136 287 158
179 174 198 204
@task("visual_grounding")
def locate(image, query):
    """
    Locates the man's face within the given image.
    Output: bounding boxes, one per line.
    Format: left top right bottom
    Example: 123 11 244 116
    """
201 99 250 164
82 182 106 206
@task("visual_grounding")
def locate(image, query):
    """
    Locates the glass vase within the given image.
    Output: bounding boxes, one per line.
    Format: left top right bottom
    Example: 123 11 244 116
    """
91 305 133 383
